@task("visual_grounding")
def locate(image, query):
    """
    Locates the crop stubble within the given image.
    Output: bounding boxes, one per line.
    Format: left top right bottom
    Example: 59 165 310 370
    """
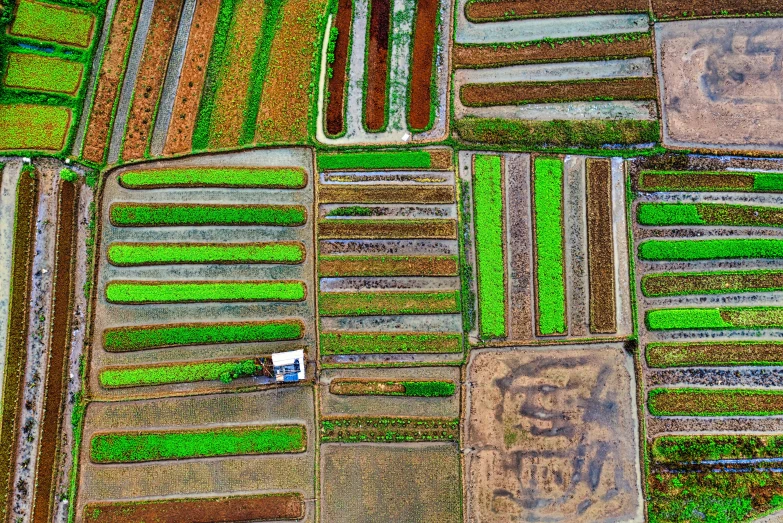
586 158 616 334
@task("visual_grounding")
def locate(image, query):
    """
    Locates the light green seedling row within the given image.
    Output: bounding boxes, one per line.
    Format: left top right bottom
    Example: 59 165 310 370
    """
105 280 306 303
118 167 307 188
107 242 305 266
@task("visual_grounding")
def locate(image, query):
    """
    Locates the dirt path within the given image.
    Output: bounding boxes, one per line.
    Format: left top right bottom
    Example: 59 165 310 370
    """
0 160 21 411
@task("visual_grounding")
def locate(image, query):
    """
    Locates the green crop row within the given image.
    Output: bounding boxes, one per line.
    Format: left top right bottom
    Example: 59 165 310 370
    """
103 320 304 352
648 387 783 416
646 307 783 330
319 332 462 354
109 203 306 227
639 238 783 261
107 242 305 266
320 416 459 443
641 269 783 297
332 380 455 397
639 169 783 192
651 434 783 464
398 381 455 397
472 155 506 338
99 359 258 388
118 167 307 188
105 280 306 304
638 202 783 227
318 290 459 316
90 425 306 463
317 150 432 170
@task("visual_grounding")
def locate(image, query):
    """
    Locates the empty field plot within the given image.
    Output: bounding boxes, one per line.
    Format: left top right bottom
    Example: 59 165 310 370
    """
105 280 306 304
586 158 616 334
330 379 455 396
318 185 455 204
321 416 458 443
0 104 71 152
407 0 439 131
319 290 459 316
107 242 306 266
652 0 783 20
465 0 647 22
364 0 392 132
3 52 84 95
109 203 307 227
118 167 307 189
325 0 353 136
647 341 783 367
642 270 783 297
318 218 456 238
638 202 783 228
647 307 783 331
648 388 783 417
638 169 783 192
639 238 783 261
319 255 458 276
319 332 461 354
99 358 258 388
9 0 95 48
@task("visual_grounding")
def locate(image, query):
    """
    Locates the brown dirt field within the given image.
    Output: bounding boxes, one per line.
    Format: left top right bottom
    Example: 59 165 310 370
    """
0 171 38 521
643 271 783 297
364 0 391 132
81 0 142 164
318 256 459 276
163 0 220 156
30 181 78 523
407 0 437 130
466 0 648 22
652 0 783 18
586 158 616 334
647 342 783 367
638 171 753 191
83 493 304 523
208 0 265 149
121 0 183 161
460 77 657 107
319 185 455 203
326 0 353 136
330 380 406 394
429 149 452 169
453 34 652 68
318 219 457 239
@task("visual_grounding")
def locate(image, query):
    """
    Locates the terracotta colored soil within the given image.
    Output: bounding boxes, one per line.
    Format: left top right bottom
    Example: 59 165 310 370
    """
461 77 657 107
83 493 304 523
319 185 455 203
0 172 38 521
643 272 783 297
652 0 783 18
638 172 753 192
453 34 652 68
319 256 459 276
325 0 353 136
122 0 183 160
647 342 783 367
81 0 142 164
330 380 406 394
30 182 78 523
163 0 221 156
586 159 616 334
318 219 457 239
364 0 391 132
407 0 437 130
465 0 647 21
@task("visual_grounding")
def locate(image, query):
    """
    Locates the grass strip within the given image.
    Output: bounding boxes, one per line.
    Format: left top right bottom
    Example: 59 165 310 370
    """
107 242 305 266
638 202 783 228
319 332 462 354
651 434 783 464
317 150 432 170
3 52 84 95
330 379 455 396
648 388 783 417
99 359 259 388
9 0 95 48
118 167 307 189
638 238 783 261
638 170 783 192
320 417 459 442
105 280 306 303
103 320 304 351
646 307 783 330
317 219 456 239
472 155 506 338
647 341 783 368
91 425 306 462
533 156 566 335
642 270 783 297
318 255 458 276
318 290 460 316
110 203 306 227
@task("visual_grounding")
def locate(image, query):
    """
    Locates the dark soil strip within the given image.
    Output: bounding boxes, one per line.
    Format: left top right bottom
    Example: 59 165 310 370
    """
30 182 78 523
466 0 648 22
319 185 455 204
453 33 652 68
326 0 353 136
585 158 616 334
318 219 457 239
652 0 783 18
407 0 437 131
81 0 143 164
461 77 657 107
0 172 39 521
318 255 459 276
647 341 783 368
121 0 185 161
364 0 391 132
639 171 753 192
643 271 783 297
84 493 304 523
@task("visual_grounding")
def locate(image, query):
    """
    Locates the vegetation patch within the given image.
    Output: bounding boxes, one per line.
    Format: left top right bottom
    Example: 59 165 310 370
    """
318 255 458 276
319 332 462 354
107 241 305 266
0 104 71 152
646 307 783 330
642 270 783 297
639 238 783 261
330 379 455 396
90 425 307 463
651 434 783 464
109 203 307 227
3 52 83 95
9 0 95 48
465 0 647 21
647 341 783 367
320 417 459 442
105 280 306 304
99 359 259 388
638 169 783 192
319 290 459 316
318 218 456 239
317 150 432 170
103 320 305 351
638 202 783 228
648 387 783 416
318 185 455 204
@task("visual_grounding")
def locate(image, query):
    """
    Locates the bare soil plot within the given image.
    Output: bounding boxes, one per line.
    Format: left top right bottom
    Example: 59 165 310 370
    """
657 19 783 153
465 0 647 22
364 0 392 132
465 345 642 522
320 443 461 523
407 0 437 130
652 0 783 19
326 0 353 136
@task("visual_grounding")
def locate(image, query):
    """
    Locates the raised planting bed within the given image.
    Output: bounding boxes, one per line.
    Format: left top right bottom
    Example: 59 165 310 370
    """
105 280 306 304
454 117 660 147
465 0 647 22
638 169 783 192
472 155 506 338
638 238 783 261
533 156 566 336
318 290 460 316
3 52 84 95
647 307 783 330
319 332 462 354
318 255 458 276
0 104 71 152
102 319 304 351
407 0 438 131
652 0 783 19
648 387 783 417
364 0 392 132
83 493 305 523
317 219 457 239
320 417 459 442
317 150 433 170
586 158 616 334
318 185 455 204
460 77 657 107
9 0 95 48
90 425 307 463
98 359 259 388
330 379 455 396
651 434 783 464
642 270 783 297
109 203 307 227
325 0 353 136
118 167 307 189
638 202 783 228
107 241 305 266
647 341 783 367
